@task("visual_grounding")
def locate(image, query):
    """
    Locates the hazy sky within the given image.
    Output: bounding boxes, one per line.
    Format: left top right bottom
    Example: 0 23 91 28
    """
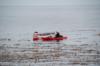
0 0 100 6
0 0 100 34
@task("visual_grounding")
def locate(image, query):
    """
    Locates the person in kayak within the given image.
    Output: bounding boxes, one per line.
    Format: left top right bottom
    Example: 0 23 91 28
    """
55 32 63 38
33 32 39 41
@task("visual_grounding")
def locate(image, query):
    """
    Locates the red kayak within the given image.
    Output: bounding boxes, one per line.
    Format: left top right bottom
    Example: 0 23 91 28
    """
33 32 67 41
33 37 67 41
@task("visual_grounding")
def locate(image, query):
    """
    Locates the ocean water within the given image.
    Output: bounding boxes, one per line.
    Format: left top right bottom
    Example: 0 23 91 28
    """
0 0 100 66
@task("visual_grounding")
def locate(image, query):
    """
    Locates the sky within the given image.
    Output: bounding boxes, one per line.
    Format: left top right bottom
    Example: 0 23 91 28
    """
0 0 100 34
0 0 100 6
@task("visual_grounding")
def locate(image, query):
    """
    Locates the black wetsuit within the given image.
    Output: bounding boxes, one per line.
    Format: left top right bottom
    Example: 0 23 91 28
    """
55 32 63 38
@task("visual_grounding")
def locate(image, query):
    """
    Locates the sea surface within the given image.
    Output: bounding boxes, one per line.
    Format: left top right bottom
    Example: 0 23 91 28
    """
0 1 100 66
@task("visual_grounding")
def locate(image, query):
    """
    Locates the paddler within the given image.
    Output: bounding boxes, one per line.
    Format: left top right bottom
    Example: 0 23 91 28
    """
55 32 63 38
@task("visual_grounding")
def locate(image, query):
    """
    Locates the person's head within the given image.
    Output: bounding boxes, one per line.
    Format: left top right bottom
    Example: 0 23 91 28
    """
34 32 38 35
33 32 38 37
56 32 59 34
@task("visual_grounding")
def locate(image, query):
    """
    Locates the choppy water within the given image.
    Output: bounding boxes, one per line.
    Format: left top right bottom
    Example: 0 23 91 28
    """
0 27 100 66
0 0 100 66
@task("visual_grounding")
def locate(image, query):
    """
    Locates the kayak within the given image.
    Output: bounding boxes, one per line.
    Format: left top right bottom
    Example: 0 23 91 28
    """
33 37 67 41
33 32 68 41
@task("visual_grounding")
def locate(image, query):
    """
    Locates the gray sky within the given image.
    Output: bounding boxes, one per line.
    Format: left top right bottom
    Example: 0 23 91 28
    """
0 0 100 6
0 0 100 34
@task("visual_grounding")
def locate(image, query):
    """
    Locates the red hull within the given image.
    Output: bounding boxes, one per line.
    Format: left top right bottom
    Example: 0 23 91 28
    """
33 37 67 41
